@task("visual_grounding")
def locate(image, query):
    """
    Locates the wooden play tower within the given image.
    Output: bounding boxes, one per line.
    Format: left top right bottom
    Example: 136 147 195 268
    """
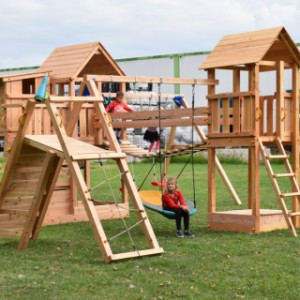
201 27 300 236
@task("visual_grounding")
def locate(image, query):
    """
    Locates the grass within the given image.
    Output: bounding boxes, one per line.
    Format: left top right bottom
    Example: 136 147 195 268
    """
0 155 300 299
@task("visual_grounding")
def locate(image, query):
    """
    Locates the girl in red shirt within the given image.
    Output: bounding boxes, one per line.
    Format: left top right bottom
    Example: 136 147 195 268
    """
105 91 133 143
162 178 194 238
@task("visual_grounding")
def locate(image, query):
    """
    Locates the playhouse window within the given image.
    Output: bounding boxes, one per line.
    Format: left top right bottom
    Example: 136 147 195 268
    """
22 78 35 94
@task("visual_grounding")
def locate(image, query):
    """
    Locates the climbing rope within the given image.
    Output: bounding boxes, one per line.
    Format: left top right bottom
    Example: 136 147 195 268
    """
96 158 143 249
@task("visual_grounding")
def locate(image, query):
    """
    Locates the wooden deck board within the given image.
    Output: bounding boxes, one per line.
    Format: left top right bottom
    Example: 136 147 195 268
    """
24 135 120 158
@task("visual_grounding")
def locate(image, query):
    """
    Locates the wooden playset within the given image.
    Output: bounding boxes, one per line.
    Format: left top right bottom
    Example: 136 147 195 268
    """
0 26 300 263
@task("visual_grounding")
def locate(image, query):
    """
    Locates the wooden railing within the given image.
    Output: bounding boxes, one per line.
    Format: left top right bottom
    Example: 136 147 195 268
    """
206 92 255 136
1 97 96 147
259 93 292 140
206 91 294 140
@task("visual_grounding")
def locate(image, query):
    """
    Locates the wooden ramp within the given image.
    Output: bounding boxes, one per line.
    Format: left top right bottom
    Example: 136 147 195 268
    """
0 80 164 263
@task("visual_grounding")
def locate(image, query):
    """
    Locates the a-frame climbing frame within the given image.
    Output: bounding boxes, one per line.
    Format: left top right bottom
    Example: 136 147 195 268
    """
0 79 163 263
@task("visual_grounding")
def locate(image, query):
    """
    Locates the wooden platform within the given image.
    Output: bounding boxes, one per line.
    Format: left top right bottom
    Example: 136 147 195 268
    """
24 135 126 160
208 209 288 233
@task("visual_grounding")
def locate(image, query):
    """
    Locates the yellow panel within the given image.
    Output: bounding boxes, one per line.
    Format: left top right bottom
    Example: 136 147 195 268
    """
139 190 162 206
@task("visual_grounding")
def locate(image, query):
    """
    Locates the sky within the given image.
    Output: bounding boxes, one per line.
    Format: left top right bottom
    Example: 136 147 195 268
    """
0 0 300 69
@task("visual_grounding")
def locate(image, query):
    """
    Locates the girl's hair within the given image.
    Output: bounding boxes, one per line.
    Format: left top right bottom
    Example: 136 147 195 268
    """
116 91 124 98
166 178 178 193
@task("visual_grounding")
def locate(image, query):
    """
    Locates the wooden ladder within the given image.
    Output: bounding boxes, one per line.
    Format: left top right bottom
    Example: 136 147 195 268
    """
258 137 300 237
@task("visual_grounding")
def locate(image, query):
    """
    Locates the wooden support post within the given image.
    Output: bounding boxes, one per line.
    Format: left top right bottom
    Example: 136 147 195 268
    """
66 82 87 210
207 69 217 212
120 82 127 141
233 69 241 133
291 63 300 227
248 144 260 233
276 61 285 140
94 81 104 146
208 147 216 213
248 64 260 232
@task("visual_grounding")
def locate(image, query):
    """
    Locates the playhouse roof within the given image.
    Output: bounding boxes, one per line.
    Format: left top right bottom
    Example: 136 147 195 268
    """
38 42 125 81
200 27 300 70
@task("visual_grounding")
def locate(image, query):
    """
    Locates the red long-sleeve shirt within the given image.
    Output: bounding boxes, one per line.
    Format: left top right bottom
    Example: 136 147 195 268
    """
162 190 187 209
105 100 133 113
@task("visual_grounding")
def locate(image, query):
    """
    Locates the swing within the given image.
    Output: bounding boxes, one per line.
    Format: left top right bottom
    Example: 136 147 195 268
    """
139 82 198 219
138 190 196 219
139 153 198 219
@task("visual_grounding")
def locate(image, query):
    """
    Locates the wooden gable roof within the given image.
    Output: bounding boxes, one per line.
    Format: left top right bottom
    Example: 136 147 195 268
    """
38 42 125 80
200 27 300 70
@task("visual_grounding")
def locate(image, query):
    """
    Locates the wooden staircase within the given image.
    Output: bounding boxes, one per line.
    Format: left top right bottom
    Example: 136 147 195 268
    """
258 137 300 237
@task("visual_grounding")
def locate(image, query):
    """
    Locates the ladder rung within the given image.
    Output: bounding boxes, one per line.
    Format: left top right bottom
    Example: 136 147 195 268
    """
288 212 300 217
266 154 289 159
273 173 295 178
280 192 300 198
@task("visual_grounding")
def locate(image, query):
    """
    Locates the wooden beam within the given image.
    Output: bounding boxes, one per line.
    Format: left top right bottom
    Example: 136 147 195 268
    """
85 74 218 86
259 60 292 68
207 91 254 100
49 96 103 102
109 107 207 120
276 61 285 139
111 118 206 128
291 63 300 227
2 71 51 82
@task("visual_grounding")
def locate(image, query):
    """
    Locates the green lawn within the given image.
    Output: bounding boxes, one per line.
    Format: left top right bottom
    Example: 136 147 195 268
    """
0 156 299 299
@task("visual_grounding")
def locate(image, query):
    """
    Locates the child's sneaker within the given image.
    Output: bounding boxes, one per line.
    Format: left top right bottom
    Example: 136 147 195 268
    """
176 230 184 238
184 230 194 238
